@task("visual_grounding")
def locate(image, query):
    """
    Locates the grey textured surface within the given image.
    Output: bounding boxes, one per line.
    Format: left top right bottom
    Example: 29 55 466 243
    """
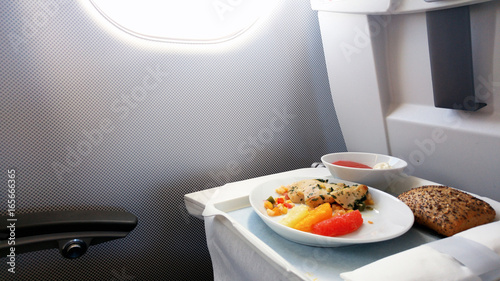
0 1 346 280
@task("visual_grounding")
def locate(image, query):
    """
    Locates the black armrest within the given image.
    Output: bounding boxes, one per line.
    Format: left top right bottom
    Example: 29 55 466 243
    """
0 210 138 259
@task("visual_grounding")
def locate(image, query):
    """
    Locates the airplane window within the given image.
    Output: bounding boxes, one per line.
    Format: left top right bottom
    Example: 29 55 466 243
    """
89 0 281 43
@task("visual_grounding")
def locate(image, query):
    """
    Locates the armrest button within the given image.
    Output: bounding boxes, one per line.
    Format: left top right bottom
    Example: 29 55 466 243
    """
61 239 87 259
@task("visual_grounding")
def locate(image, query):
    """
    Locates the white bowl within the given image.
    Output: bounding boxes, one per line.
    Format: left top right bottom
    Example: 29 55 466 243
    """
321 152 408 191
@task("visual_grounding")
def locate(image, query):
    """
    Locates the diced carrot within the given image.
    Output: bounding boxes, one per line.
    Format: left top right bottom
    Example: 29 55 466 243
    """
266 207 281 216
293 203 332 232
264 201 273 210
275 186 288 195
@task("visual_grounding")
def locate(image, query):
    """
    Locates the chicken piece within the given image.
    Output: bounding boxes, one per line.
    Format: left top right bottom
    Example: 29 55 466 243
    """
330 184 369 209
286 179 334 208
286 179 369 209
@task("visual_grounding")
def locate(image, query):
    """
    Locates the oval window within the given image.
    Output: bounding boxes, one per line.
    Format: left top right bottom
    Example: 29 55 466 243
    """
89 0 280 43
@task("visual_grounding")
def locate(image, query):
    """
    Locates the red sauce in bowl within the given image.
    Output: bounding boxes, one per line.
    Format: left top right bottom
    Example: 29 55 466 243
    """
332 160 372 169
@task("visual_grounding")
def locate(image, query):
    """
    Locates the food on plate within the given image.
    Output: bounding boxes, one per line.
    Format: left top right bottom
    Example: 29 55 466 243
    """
265 178 374 237
279 204 310 227
311 210 363 237
284 179 373 209
397 185 496 236
293 203 332 232
264 195 295 216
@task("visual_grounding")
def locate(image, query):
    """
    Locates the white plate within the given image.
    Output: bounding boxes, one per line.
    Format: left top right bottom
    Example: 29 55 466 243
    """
249 177 415 247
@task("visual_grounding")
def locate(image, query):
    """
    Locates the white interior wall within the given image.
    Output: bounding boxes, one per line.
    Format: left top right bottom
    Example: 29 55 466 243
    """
316 0 500 200
385 1 500 200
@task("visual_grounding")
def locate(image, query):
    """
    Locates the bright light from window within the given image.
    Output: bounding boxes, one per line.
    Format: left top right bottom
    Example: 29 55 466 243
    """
89 0 280 43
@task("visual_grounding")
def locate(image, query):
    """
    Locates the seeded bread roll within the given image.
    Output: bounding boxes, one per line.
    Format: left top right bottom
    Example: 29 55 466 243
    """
397 185 496 236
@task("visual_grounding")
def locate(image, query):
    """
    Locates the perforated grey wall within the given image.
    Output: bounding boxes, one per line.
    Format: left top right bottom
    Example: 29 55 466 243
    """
0 1 346 280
